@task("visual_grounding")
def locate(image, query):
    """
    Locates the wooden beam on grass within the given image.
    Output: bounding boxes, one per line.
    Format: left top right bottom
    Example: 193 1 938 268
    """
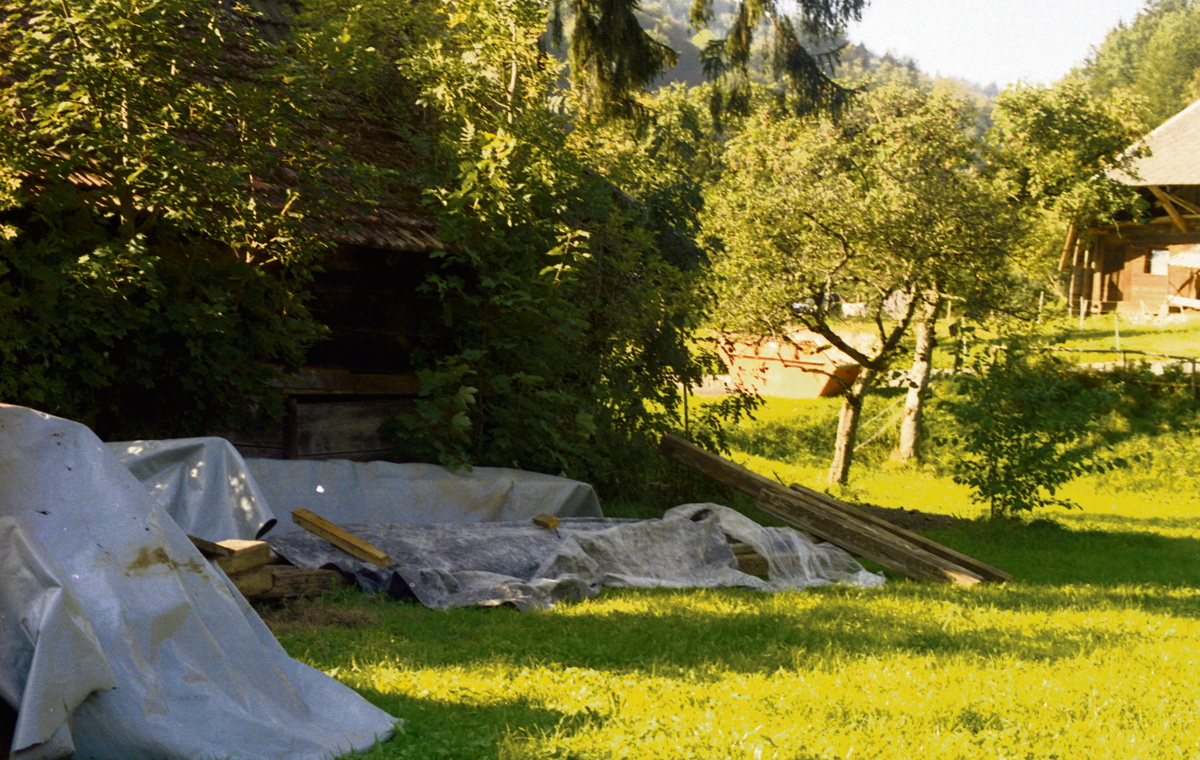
659 434 999 585
292 508 392 567
788 483 1010 583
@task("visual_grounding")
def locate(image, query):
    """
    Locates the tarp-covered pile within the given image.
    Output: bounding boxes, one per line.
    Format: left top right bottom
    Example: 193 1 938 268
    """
269 504 883 610
2 404 885 759
0 406 397 760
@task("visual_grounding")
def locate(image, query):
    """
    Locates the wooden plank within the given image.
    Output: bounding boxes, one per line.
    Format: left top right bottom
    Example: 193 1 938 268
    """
294 398 412 459
736 552 769 578
254 566 351 599
754 489 981 585
228 566 275 597
659 434 988 585
213 539 273 575
292 508 392 567
1150 186 1190 233
787 483 1011 583
270 367 421 396
189 535 234 558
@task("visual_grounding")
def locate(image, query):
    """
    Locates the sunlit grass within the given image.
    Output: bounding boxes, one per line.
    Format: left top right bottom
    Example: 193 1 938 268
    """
269 336 1200 760
274 577 1200 760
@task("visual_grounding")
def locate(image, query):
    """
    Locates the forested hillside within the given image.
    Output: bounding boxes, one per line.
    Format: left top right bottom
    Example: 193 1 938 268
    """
1076 0 1200 127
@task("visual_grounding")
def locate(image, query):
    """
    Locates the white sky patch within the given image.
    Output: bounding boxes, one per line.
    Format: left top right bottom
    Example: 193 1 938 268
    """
843 0 1149 87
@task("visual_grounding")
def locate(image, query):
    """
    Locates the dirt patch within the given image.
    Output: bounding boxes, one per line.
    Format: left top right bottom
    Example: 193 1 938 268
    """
253 596 383 631
851 502 957 533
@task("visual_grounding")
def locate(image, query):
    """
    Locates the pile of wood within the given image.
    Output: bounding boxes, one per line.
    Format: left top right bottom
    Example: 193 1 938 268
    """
189 507 397 600
189 534 351 600
659 434 1009 585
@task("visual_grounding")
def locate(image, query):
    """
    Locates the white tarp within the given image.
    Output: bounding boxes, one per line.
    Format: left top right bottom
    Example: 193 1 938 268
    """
268 504 884 610
244 458 603 531
106 438 278 542
104 439 603 541
0 406 397 760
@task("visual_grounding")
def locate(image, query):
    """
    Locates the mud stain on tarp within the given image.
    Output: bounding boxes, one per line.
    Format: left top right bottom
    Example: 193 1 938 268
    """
125 546 206 576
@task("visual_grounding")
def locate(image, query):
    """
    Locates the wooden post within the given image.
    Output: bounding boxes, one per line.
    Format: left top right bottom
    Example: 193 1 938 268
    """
283 396 300 460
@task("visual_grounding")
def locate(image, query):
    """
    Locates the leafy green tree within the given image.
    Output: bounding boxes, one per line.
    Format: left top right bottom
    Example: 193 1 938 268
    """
1077 0 1200 127
332 0 745 497
943 348 1120 518
988 82 1147 299
704 84 1014 485
0 0 355 435
688 0 866 119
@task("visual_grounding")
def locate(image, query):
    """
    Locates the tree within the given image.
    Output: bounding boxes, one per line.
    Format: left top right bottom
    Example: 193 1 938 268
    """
944 347 1118 518
330 0 750 498
544 0 866 118
988 81 1148 300
1076 0 1200 127
0 0 357 435
689 0 866 119
704 84 1014 485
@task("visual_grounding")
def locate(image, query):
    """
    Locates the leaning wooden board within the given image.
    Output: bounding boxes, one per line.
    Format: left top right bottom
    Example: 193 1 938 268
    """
659 434 1007 585
291 508 392 567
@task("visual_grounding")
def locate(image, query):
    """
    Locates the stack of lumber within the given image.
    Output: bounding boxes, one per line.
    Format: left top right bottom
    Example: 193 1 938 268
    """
189 536 350 599
659 434 1009 585
729 542 769 578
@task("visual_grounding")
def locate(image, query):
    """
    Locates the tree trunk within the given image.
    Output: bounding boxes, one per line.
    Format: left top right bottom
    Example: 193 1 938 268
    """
896 298 941 462
828 367 875 486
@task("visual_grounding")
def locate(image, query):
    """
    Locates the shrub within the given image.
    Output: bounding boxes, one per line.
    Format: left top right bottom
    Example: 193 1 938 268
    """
941 347 1126 518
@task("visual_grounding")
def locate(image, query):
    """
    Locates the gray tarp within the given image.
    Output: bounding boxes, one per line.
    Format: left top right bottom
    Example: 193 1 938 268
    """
245 458 603 531
105 438 603 541
0 406 397 760
107 435 882 612
269 504 884 610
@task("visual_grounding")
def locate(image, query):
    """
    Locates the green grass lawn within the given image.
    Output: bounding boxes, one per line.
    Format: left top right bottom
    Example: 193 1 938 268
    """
264 320 1200 760
266 472 1200 758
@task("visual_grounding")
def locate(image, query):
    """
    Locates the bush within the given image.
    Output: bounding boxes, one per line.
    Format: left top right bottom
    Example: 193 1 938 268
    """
940 347 1126 518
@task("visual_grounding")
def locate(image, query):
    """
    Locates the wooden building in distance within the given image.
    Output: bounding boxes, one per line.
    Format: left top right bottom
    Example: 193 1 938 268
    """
213 1 449 461
1069 100 1200 314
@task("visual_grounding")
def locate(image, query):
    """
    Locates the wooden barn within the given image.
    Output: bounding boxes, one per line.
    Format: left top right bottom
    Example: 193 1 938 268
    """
210 2 448 462
1067 99 1200 315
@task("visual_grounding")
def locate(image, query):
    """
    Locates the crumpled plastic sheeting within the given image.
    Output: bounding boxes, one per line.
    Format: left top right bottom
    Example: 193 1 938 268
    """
0 406 397 760
269 504 883 610
698 504 886 590
245 459 603 532
106 437 277 542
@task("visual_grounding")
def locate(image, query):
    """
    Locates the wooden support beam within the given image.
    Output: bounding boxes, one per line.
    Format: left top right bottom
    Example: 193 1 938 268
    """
659 434 1003 585
1149 185 1190 233
292 508 392 567
1057 224 1078 272
788 483 1010 583
1151 187 1200 216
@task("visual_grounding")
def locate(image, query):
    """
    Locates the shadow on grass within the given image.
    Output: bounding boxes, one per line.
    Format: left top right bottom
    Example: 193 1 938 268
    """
272 517 1200 687
349 691 574 760
924 517 1200 588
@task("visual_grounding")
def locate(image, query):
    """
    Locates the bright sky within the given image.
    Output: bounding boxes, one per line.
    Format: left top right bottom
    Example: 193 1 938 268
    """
845 0 1150 87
